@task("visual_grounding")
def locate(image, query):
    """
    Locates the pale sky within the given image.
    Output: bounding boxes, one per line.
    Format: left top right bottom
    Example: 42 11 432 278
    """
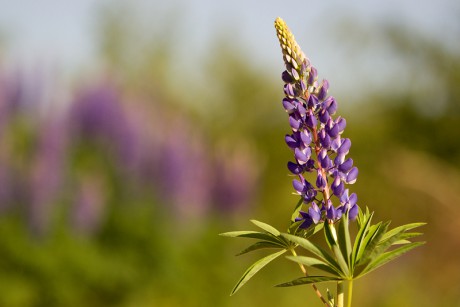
0 0 459 95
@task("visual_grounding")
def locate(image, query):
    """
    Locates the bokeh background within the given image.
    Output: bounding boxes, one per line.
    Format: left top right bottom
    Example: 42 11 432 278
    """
0 1 459 306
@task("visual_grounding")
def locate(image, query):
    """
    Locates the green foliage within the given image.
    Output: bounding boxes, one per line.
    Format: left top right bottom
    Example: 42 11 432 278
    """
220 219 323 295
223 210 424 303
276 276 341 287
230 249 287 296
280 209 425 287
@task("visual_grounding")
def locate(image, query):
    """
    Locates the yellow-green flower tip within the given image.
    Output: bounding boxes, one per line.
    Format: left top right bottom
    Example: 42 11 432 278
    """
274 17 307 72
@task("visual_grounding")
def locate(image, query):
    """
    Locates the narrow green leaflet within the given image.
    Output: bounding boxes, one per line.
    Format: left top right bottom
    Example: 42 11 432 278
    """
276 276 341 287
236 241 283 256
281 233 344 277
392 239 411 245
324 222 350 277
250 220 281 236
302 223 324 238
220 230 270 238
352 212 374 265
323 221 336 250
380 223 426 244
358 241 425 278
337 214 352 266
355 222 381 263
392 232 423 245
356 221 390 266
220 231 286 247
230 249 287 295
360 225 423 266
356 207 371 228
286 255 341 276
288 220 304 235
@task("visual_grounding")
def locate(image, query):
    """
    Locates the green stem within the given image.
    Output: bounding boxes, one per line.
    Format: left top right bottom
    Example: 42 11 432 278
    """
347 280 353 307
290 248 330 307
337 281 344 307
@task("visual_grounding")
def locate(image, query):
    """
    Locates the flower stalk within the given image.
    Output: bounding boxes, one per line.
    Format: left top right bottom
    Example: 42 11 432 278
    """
347 280 353 307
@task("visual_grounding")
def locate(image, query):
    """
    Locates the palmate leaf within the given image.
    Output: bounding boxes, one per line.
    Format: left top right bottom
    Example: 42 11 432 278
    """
230 249 287 295
392 232 423 245
276 276 341 287
358 224 425 267
357 241 425 278
236 241 284 256
351 219 425 278
355 221 390 267
379 223 426 244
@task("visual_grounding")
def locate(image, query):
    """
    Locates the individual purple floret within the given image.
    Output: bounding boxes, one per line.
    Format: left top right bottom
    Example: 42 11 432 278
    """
295 202 321 229
275 17 360 228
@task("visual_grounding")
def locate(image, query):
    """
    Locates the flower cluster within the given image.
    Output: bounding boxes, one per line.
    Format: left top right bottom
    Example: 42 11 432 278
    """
275 18 359 228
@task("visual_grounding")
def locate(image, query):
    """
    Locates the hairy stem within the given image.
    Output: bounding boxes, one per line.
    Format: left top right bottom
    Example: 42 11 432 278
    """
290 248 330 307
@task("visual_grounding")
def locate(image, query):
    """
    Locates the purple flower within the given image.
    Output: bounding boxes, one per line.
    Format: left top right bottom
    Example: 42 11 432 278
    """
331 176 345 197
288 161 304 174
293 175 317 203
337 189 360 220
295 211 314 229
327 205 340 220
316 170 327 190
346 167 359 184
296 202 322 229
282 98 296 114
295 147 312 165
317 80 329 101
275 17 359 226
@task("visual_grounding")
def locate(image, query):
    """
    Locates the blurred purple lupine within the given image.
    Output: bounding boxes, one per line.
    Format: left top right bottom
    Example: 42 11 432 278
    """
72 175 106 234
28 119 68 234
155 115 213 218
211 141 259 213
275 18 359 228
69 82 138 166
0 65 261 234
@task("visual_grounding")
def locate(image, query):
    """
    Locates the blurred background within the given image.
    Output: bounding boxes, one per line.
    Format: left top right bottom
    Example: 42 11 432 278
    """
0 0 459 306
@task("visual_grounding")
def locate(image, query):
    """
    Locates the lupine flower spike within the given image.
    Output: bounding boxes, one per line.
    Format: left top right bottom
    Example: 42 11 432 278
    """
275 17 359 229
221 17 425 307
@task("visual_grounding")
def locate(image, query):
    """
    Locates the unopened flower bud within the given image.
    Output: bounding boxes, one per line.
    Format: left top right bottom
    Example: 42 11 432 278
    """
305 110 317 128
317 79 329 100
